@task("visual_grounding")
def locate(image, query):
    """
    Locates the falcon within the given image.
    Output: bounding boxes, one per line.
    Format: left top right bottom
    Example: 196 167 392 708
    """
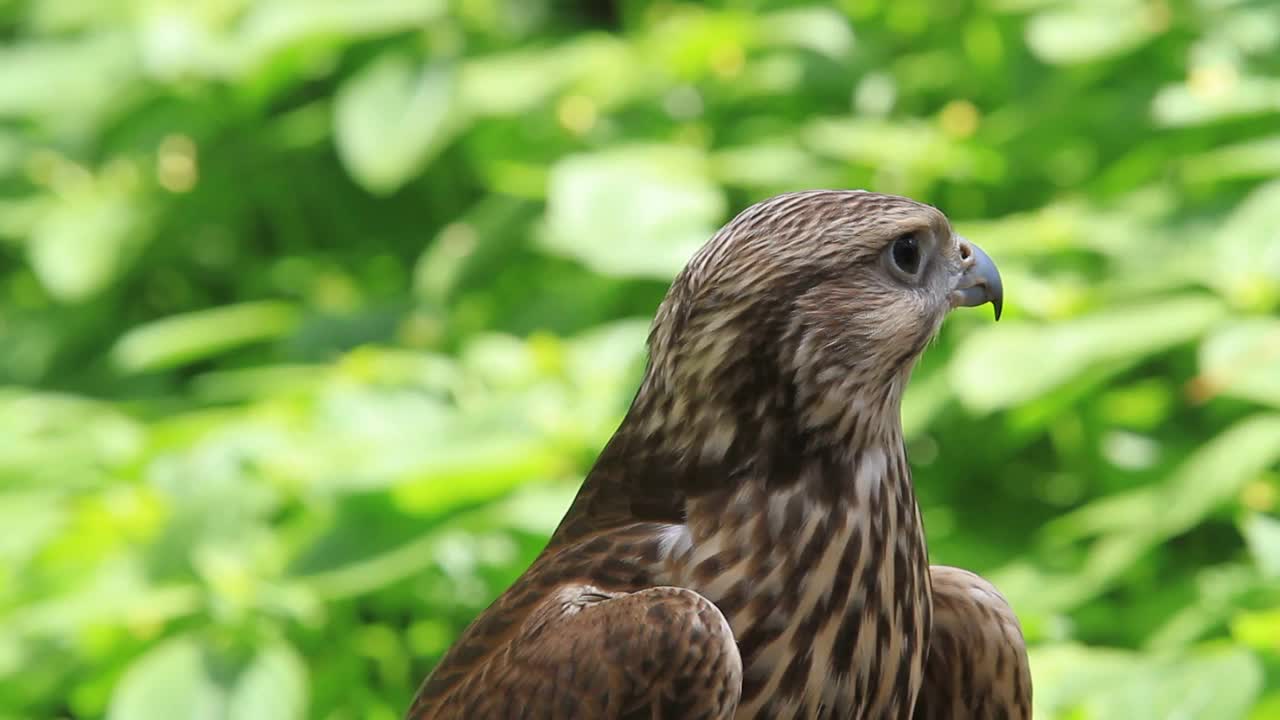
408 190 1031 719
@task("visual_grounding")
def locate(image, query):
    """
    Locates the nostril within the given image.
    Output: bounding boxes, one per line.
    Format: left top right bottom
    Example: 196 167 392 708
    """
958 240 973 261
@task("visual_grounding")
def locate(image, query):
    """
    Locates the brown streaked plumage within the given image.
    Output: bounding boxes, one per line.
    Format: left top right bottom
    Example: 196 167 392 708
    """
407 190 1029 719
915 567 1033 720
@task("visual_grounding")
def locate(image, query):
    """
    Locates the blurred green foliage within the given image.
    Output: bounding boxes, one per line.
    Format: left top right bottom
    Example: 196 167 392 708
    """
2 0 1280 718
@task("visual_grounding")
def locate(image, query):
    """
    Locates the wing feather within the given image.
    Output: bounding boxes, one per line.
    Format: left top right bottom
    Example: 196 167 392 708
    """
914 565 1032 720
409 584 742 720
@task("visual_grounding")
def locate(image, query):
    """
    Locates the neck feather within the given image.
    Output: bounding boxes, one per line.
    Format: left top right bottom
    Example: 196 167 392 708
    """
546 349 916 550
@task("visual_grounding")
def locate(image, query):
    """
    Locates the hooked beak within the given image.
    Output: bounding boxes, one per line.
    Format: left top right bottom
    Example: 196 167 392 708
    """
950 238 1004 321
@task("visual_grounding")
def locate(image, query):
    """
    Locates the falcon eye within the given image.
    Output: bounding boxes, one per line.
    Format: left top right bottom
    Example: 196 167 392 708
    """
889 233 922 277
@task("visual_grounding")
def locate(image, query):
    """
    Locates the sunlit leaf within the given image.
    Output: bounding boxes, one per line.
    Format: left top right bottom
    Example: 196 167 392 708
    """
644 7 755 80
541 145 726 278
335 55 463 195
1144 563 1261 652
192 365 329 403
108 636 308 720
28 184 148 302
951 295 1226 412
387 438 563 513
1153 74 1280 128
1029 643 1144 719
1154 414 1280 537
1249 693 1280 720
412 195 534 306
1203 180 1280 311
227 641 308 720
563 319 649 390
107 636 223 720
1031 644 1262 720
0 33 137 127
1240 512 1280 578
1048 414 1280 546
804 118 1004 187
459 36 634 116
112 302 301 372
710 142 840 191
1198 319 1280 407
0 131 23 176
758 7 854 58
1001 414 1280 615
902 370 950 437
1025 5 1156 65
0 390 145 488
1182 135 1280 184
955 198 1162 260
0 490 66 570
235 0 446 76
1231 607 1280 652
1137 648 1262 720
459 48 573 117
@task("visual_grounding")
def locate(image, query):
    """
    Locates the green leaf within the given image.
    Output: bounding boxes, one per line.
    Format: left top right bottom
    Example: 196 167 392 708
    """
458 48 572 117
108 636 308 720
1153 74 1280 128
951 295 1226 412
0 34 137 126
233 0 447 77
107 636 225 720
1144 564 1261 652
0 490 67 568
956 198 1163 260
28 185 148 302
804 118 1004 186
540 145 727 279
227 642 308 720
757 7 854 59
1025 5 1156 65
1240 512 1280 579
0 390 145 488
1029 643 1144 719
192 365 329 403
901 370 950 437
563 319 650 390
710 142 840 191
1050 414 1280 545
644 8 756 81
1150 414 1280 538
0 131 23 176
1249 693 1280 720
112 302 301 373
1010 414 1280 613
1199 319 1280 407
387 437 563 513
1182 135 1280 184
412 195 534 304
1231 608 1280 652
1136 648 1262 720
1031 644 1262 720
1203 180 1280 311
458 37 631 117
335 56 463 195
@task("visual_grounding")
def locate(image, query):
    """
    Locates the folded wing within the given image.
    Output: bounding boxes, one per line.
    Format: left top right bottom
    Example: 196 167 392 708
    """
915 565 1032 720
408 584 742 720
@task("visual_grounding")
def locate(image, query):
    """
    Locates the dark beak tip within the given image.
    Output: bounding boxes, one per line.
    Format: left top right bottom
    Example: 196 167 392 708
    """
956 238 1003 322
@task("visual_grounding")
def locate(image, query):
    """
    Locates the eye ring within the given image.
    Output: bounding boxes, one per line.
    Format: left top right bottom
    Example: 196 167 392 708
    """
888 232 923 278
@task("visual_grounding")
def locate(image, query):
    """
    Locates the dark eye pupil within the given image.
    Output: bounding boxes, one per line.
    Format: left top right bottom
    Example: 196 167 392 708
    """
892 235 921 275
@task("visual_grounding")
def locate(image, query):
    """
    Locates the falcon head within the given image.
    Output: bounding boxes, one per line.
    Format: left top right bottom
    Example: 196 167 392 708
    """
636 190 1002 459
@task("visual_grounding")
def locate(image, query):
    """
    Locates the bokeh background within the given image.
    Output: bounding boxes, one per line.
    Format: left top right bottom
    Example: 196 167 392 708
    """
3 0 1280 718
